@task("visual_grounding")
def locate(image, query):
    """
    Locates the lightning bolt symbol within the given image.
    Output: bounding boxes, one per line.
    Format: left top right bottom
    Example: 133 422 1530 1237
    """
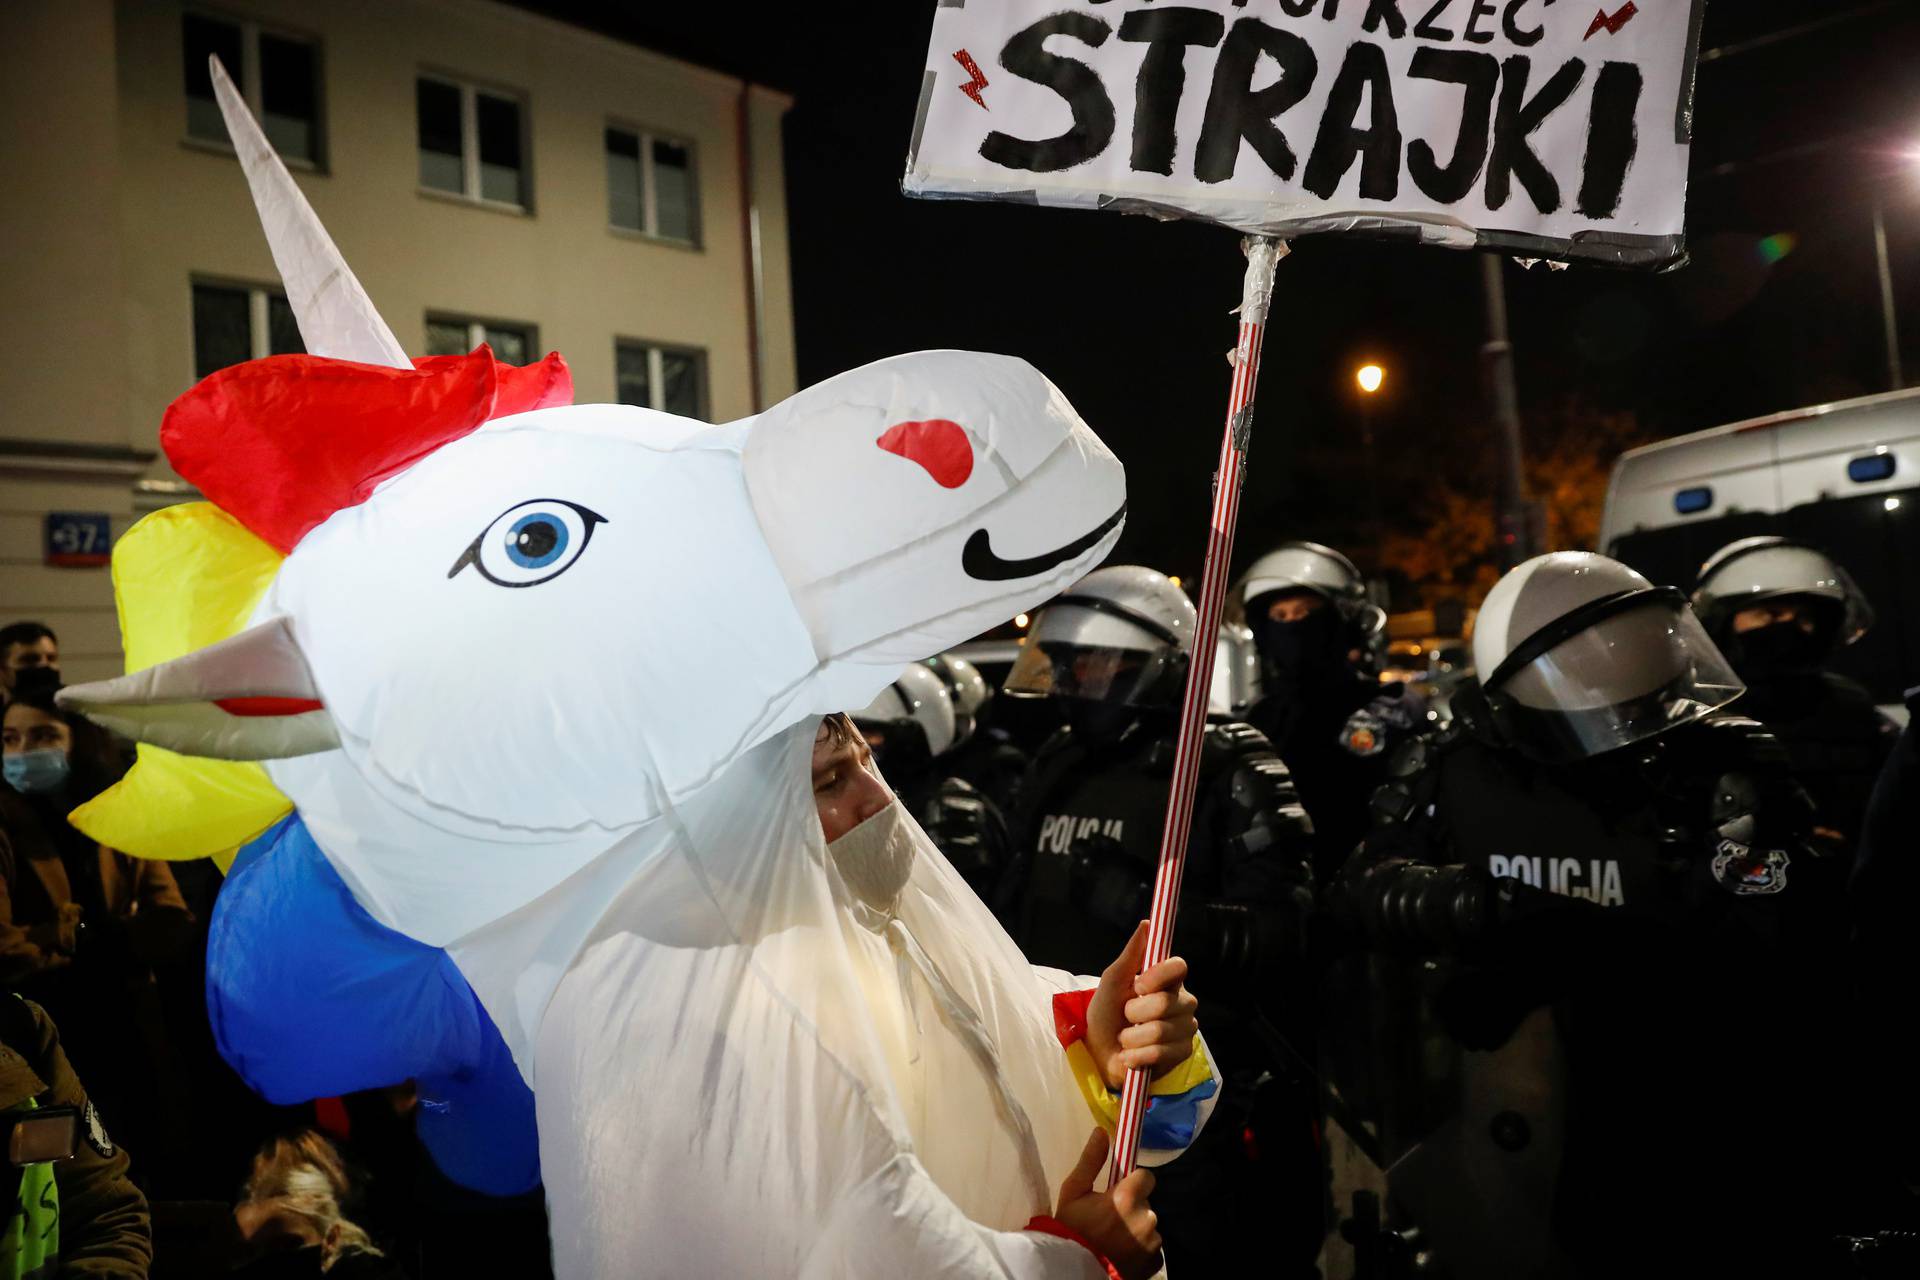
1584 1 1637 39
953 49 989 111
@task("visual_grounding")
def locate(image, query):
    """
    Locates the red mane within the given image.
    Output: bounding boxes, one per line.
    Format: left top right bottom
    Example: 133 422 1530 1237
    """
162 347 572 553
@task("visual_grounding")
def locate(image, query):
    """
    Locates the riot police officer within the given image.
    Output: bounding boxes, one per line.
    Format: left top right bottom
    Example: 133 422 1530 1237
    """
994 565 1320 1276
1344 552 1885 1278
851 662 1013 902
1693 536 1898 846
923 651 1031 814
1236 541 1416 879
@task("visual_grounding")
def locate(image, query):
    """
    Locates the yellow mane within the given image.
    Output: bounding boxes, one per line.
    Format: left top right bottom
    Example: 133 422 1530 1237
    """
69 503 293 871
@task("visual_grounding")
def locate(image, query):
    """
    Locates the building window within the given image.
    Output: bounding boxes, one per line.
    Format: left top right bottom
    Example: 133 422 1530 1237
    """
605 126 699 244
417 76 527 209
616 341 707 419
183 13 322 165
192 282 304 380
426 316 538 366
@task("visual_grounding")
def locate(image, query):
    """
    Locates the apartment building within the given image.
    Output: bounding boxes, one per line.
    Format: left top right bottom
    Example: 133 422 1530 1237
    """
1 0 796 680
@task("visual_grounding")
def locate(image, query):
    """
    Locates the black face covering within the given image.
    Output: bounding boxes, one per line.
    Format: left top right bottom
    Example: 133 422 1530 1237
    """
1724 619 1831 680
1252 603 1347 696
1063 697 1140 747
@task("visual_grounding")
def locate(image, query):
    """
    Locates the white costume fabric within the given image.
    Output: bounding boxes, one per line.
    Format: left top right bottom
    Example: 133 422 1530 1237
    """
61 55 1222 1280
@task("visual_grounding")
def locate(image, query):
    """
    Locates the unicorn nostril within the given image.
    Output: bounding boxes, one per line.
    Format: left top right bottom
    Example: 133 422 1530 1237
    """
876 419 973 489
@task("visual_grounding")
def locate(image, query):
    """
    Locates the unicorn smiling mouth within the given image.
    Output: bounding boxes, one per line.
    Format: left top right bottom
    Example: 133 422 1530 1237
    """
960 504 1126 582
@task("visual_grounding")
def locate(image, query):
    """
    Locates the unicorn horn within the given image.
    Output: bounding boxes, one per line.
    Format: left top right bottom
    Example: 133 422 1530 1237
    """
210 55 411 369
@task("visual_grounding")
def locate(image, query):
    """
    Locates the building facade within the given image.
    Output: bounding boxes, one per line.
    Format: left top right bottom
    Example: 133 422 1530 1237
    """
1 0 796 680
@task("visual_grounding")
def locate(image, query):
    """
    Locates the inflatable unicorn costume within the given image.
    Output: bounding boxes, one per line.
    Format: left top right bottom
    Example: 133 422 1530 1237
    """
59 61 1218 1277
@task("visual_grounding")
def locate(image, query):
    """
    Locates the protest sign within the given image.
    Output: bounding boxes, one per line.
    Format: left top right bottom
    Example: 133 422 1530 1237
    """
906 0 1705 267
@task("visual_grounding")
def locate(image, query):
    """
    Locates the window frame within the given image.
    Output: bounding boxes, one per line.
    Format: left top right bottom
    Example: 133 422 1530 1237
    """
604 120 702 248
416 72 533 214
181 9 327 171
425 313 541 364
614 337 710 420
189 276 302 381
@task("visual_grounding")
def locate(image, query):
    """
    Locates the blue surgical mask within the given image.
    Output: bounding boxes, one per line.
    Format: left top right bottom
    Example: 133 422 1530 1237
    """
4 748 70 795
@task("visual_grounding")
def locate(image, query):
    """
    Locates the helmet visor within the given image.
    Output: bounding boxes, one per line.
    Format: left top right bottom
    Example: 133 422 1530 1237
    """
1003 638 1185 709
1487 600 1745 761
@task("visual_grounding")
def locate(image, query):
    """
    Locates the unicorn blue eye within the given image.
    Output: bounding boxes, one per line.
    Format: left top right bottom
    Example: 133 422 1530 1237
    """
506 514 568 569
451 499 606 588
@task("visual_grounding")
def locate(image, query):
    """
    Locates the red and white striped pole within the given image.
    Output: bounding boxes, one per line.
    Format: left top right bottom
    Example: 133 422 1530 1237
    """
1110 236 1286 1183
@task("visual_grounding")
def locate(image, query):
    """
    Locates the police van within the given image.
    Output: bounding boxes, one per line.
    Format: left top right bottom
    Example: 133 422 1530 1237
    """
1598 385 1920 713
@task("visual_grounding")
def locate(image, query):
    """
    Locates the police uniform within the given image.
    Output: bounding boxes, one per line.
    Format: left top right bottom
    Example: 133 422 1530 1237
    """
1352 712 1875 1277
1002 717 1311 979
1734 671 1898 846
897 772 1015 906
1002 714 1320 1277
1247 671 1420 883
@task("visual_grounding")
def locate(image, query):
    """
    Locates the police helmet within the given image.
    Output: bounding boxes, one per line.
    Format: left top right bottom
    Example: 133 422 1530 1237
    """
1235 541 1386 653
1209 622 1263 717
1691 537 1872 658
852 662 956 772
1471 552 1744 761
1003 565 1195 711
923 652 991 747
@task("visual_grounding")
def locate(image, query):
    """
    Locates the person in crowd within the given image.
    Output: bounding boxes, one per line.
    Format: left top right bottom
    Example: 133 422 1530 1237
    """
0 993 151 1277
1235 541 1419 880
0 670 194 1189
229 1130 405 1278
0 626 58 699
1691 536 1899 846
1346 551 1897 1277
813 710 1207 1280
993 566 1320 1277
851 661 1014 901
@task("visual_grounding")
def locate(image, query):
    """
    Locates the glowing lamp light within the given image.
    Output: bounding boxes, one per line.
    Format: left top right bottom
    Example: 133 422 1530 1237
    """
1356 364 1385 394
1014 612 1030 628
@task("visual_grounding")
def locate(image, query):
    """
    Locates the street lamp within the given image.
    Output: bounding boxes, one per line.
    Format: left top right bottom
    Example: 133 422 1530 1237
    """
1354 363 1387 558
1870 138 1920 391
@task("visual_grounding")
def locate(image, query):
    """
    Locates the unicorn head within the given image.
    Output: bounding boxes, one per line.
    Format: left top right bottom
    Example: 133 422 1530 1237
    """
59 60 1125 951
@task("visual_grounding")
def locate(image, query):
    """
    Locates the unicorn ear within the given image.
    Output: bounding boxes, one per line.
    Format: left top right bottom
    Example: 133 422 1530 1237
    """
209 55 411 369
57 617 339 760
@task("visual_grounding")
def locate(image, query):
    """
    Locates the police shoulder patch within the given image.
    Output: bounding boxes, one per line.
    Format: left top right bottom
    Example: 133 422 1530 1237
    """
1711 839 1789 896
82 1099 114 1158
1340 708 1387 757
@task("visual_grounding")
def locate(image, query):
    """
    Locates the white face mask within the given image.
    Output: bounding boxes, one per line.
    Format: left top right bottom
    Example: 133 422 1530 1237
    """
827 800 917 914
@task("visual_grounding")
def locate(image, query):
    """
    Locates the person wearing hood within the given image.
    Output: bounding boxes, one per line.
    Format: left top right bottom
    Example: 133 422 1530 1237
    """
0 670 192 1189
1236 542 1418 881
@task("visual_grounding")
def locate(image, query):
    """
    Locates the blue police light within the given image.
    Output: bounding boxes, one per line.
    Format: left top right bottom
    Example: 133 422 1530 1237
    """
1673 487 1713 515
1847 453 1897 483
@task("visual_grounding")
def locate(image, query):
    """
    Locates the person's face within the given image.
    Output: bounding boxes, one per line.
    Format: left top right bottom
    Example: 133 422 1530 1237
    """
4 637 57 674
2 704 70 758
1732 601 1815 635
812 721 894 843
1265 590 1328 625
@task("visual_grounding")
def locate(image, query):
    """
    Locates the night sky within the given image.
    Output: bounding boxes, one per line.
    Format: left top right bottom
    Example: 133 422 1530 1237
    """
524 1 1920 594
